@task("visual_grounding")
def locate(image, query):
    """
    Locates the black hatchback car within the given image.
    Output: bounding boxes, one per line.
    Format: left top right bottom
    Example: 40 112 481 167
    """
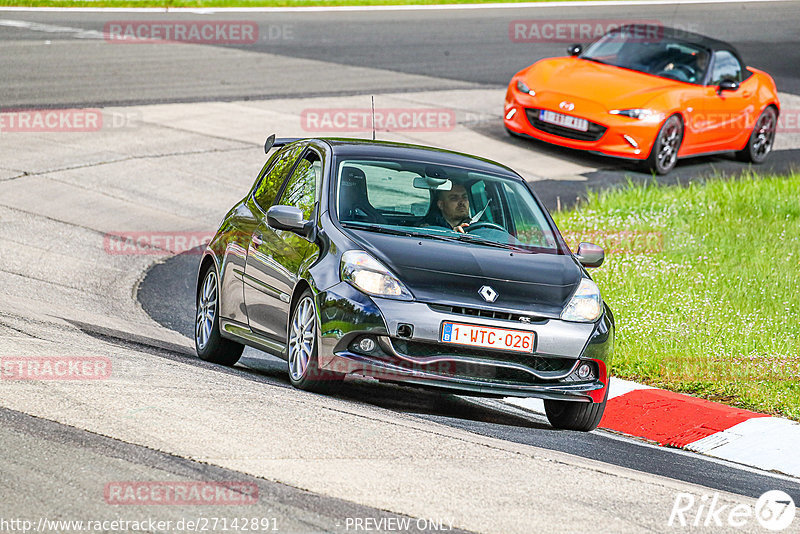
195 137 614 431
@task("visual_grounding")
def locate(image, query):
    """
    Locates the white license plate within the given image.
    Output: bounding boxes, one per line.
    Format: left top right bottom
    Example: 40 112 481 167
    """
539 110 589 132
441 322 534 353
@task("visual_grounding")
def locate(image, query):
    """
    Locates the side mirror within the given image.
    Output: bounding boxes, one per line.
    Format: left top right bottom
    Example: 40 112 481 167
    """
567 44 583 57
717 79 739 93
267 205 311 237
576 242 604 268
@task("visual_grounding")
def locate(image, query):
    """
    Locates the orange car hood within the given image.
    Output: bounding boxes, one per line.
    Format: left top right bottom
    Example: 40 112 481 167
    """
521 57 682 110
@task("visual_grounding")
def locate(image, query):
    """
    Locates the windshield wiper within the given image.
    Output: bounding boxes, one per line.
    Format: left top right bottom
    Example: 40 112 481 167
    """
340 222 425 238
449 233 528 251
341 222 528 251
582 57 607 65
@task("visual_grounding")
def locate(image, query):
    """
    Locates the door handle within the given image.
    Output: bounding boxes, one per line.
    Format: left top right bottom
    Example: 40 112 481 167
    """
252 233 263 246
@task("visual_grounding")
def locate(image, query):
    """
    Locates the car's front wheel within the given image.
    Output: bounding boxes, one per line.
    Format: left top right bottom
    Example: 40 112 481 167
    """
195 265 244 366
544 382 609 432
641 114 683 175
736 106 777 163
287 289 344 393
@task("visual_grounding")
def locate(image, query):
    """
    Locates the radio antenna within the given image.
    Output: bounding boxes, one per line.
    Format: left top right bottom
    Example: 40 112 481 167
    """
371 96 376 140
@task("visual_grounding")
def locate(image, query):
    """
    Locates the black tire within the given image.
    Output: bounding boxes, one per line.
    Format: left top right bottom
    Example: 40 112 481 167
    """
544 380 610 432
287 289 344 393
640 114 683 175
736 106 777 163
195 265 244 366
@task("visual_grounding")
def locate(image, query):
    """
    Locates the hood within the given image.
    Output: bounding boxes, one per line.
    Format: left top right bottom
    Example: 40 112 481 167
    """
521 57 679 110
346 229 582 318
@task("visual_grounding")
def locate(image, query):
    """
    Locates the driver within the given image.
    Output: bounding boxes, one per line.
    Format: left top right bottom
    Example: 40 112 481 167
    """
430 183 471 233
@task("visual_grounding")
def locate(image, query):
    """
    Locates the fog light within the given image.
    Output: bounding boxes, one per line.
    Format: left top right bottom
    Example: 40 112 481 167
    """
359 337 376 352
505 108 517 120
577 363 592 379
397 324 413 338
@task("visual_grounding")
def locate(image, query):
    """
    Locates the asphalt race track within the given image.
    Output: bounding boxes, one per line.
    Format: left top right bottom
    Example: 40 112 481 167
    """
1 1 800 532
139 248 800 506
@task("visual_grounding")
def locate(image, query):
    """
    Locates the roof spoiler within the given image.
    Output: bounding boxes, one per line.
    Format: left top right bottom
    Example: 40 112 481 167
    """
265 134 303 153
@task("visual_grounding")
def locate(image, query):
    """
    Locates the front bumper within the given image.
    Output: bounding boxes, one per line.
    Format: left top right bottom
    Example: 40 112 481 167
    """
504 87 662 161
317 282 613 403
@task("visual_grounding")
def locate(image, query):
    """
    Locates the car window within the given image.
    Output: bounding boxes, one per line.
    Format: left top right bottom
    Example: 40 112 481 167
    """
335 158 561 253
710 50 742 85
349 163 431 216
581 30 710 84
276 151 320 220
253 144 305 211
501 183 557 249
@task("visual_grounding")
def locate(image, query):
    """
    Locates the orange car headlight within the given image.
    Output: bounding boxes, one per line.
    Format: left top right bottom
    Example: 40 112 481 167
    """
609 108 663 123
516 80 536 97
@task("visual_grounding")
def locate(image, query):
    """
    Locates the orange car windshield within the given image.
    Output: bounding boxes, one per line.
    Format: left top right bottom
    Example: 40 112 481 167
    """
582 31 710 85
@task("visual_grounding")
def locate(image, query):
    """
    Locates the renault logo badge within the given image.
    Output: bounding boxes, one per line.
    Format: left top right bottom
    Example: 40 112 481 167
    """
478 286 498 303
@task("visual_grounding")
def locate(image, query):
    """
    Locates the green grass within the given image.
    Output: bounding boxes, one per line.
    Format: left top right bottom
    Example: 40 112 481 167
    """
0 0 608 7
553 172 800 420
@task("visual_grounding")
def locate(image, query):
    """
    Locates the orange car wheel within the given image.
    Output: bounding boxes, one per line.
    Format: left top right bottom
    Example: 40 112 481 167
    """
641 114 683 175
736 106 778 164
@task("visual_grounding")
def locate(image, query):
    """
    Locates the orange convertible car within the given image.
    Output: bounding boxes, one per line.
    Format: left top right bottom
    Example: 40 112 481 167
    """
504 25 780 174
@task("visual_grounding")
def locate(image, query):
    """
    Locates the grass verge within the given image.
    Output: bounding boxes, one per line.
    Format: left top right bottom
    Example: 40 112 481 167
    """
553 172 800 420
0 0 605 7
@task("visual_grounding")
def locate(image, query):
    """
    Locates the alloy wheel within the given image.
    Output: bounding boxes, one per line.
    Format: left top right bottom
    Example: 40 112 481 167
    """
656 117 682 172
195 269 217 350
288 296 316 381
753 109 777 160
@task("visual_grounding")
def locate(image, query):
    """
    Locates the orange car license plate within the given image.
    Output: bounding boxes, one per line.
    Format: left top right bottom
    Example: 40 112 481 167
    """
539 110 589 132
441 322 534 353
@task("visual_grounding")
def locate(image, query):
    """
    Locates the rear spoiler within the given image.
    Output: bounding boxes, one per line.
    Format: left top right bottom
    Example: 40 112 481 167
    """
265 134 303 153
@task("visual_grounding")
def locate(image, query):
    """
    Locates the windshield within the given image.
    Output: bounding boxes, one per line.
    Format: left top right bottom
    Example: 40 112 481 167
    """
581 28 710 84
334 158 561 253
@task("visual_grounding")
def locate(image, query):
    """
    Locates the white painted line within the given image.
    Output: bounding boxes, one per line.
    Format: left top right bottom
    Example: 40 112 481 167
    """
686 417 800 479
502 396 546 414
0 19 104 39
607 376 654 399
0 0 793 14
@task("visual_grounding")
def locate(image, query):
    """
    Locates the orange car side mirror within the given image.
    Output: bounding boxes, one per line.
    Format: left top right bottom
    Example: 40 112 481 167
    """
567 44 583 57
717 79 739 93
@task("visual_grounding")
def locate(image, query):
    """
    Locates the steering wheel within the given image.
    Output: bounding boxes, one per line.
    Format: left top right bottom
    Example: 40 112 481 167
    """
674 64 697 80
466 221 506 233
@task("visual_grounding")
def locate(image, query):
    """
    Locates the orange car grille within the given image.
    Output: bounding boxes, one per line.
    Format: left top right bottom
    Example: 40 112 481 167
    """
525 108 607 142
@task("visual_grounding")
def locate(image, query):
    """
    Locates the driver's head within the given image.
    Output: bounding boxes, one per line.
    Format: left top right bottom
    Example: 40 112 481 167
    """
437 184 470 224
694 51 709 71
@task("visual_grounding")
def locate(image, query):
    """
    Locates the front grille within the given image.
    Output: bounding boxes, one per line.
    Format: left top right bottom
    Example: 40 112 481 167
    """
526 108 607 142
427 304 545 324
390 339 573 373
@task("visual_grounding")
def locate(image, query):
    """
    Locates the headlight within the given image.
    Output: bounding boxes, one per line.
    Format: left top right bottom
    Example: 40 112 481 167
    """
561 278 603 322
609 108 661 121
516 79 536 96
341 250 412 300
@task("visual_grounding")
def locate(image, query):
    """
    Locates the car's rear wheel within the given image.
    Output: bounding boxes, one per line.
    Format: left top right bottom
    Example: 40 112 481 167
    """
544 381 609 432
195 266 244 366
736 106 777 163
641 114 683 175
287 289 344 393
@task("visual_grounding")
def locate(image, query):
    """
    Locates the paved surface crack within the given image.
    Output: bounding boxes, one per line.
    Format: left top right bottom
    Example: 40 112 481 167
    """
0 145 253 184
